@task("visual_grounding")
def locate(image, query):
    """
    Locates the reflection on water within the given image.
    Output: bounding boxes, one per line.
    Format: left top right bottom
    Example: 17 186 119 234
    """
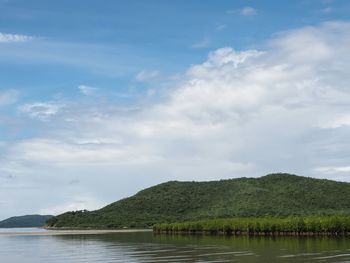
1 231 350 262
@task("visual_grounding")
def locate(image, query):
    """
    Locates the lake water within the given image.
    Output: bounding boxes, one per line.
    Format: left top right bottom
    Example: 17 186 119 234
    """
1 229 350 262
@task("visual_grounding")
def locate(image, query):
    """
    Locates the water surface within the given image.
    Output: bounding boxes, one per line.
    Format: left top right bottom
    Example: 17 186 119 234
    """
1 229 350 262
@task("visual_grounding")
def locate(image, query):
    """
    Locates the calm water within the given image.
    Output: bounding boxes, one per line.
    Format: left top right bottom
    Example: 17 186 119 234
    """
1 229 350 262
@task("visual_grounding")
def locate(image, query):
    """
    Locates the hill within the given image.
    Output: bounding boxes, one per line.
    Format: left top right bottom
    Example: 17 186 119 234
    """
0 215 53 228
46 173 350 229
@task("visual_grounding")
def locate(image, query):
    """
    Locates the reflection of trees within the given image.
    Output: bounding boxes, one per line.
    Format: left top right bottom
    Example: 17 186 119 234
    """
53 232 349 262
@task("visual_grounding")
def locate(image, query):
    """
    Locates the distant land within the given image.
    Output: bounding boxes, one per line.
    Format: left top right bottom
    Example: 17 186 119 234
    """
46 173 350 229
0 215 53 228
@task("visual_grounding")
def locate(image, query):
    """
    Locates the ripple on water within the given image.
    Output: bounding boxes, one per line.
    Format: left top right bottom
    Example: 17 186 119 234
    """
2 232 350 262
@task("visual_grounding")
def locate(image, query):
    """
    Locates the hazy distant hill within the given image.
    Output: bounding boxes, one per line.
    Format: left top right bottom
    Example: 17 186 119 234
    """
0 215 53 228
46 173 350 229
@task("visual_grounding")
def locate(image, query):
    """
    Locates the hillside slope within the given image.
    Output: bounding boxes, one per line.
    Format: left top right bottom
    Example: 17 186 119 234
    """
0 215 53 228
46 173 350 229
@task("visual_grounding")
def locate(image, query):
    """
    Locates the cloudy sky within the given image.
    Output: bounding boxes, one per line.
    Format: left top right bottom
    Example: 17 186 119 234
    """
1 0 350 219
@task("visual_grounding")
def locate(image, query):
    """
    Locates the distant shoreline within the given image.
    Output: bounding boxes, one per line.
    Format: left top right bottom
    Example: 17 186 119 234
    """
0 229 152 236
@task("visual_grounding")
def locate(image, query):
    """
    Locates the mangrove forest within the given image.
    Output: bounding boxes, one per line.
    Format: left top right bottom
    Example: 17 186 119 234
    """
153 216 350 236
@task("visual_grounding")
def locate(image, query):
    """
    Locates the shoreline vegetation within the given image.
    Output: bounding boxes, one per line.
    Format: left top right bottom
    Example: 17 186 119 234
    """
153 216 350 236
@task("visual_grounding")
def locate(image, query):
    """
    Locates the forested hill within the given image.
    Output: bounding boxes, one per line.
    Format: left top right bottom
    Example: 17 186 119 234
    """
46 173 350 229
0 215 53 228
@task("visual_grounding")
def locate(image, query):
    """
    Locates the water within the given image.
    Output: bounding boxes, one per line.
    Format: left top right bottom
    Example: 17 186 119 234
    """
0 228 48 233
1 229 350 262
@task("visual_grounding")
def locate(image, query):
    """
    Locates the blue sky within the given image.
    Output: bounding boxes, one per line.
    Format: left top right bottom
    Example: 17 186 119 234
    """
1 0 350 219
1 0 349 106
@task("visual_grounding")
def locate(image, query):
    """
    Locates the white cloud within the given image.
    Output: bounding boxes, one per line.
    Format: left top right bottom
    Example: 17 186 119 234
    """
39 195 104 215
0 38 157 77
318 114 350 129
0 32 33 43
240 6 257 16
322 0 334 4
315 166 350 173
191 38 211 49
0 89 19 105
8 138 145 165
216 24 227 31
20 102 62 120
135 70 160 81
321 7 333 14
2 21 350 218
194 47 263 68
78 85 97 95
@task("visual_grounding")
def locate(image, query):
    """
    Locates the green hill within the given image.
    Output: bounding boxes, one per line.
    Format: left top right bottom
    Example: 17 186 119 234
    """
46 173 350 229
0 215 53 228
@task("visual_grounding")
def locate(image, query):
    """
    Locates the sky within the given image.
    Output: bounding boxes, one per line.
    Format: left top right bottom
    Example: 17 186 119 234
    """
1 0 350 219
